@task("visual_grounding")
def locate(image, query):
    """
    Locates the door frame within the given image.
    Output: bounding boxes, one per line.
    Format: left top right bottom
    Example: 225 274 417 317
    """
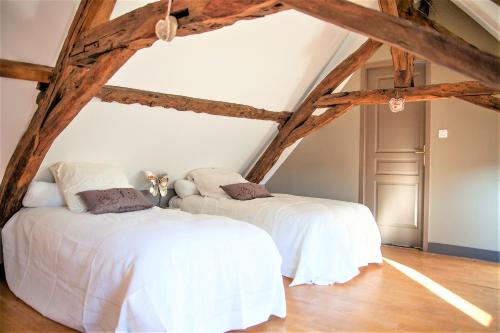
358 60 431 251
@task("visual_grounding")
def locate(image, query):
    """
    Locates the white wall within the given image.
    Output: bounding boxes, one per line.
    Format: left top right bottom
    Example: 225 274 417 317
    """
0 0 377 188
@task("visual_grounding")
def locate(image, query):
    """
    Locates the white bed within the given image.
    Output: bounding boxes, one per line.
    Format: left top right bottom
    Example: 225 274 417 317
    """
2 207 286 332
170 194 383 286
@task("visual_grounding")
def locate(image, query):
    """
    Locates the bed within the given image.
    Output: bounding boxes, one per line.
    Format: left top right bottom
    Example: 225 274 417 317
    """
2 206 286 332
170 193 383 286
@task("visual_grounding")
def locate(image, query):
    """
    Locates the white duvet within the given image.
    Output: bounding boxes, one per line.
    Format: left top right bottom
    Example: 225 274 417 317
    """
2 207 286 332
170 194 383 286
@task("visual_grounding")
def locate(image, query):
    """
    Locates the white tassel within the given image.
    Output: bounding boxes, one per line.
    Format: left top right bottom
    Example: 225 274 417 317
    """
155 0 178 42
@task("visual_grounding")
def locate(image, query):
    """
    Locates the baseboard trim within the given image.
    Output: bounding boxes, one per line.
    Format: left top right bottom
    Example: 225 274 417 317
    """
428 243 500 263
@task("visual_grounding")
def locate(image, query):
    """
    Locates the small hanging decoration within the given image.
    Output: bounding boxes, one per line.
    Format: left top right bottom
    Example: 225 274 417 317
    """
155 0 178 42
389 89 405 113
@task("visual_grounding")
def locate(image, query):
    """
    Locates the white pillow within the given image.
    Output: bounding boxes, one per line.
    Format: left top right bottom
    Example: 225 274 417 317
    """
174 179 200 199
22 181 66 207
50 162 132 212
186 168 247 199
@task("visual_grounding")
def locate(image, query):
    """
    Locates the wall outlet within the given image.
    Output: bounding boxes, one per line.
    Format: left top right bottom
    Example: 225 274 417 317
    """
438 129 448 139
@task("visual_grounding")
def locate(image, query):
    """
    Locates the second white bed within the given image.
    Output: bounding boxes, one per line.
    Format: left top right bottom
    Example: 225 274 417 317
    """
170 194 383 286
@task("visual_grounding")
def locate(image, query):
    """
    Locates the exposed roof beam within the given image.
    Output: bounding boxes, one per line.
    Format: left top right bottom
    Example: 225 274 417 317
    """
315 81 499 108
281 0 500 89
457 95 500 112
70 0 287 65
0 59 52 83
283 104 353 147
0 59 289 124
246 39 383 183
97 86 291 124
379 0 415 88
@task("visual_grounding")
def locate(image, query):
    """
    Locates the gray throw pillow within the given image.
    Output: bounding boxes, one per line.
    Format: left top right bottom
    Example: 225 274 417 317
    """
77 188 153 214
220 183 272 201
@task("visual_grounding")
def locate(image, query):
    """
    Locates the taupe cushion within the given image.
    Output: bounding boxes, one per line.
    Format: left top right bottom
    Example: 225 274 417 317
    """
220 183 272 201
77 188 153 214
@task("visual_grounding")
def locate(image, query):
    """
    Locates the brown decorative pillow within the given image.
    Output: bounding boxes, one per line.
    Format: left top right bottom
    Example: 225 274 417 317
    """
77 188 153 214
220 183 272 201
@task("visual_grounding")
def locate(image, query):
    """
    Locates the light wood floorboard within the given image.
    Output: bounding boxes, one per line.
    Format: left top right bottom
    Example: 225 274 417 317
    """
0 246 498 332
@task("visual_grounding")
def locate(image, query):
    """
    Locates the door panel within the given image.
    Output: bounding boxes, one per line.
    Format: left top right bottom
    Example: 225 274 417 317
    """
364 63 426 247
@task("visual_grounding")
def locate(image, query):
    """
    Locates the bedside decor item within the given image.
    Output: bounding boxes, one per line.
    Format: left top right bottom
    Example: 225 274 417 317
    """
144 171 169 198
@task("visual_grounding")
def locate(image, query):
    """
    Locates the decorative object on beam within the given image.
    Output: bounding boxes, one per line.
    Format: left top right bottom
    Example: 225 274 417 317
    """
155 0 178 42
315 81 499 108
389 90 405 113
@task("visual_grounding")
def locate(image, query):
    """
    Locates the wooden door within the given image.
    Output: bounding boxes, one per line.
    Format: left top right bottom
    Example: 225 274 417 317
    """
363 63 426 248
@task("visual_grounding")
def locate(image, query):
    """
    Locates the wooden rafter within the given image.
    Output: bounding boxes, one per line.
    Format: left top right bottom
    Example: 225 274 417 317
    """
0 0 287 226
246 39 383 183
379 0 415 88
315 81 499 108
70 0 287 65
97 86 291 124
457 95 500 112
0 59 289 124
281 0 500 89
283 104 353 147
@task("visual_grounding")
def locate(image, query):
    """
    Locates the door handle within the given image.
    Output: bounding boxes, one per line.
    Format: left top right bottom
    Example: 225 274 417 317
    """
415 150 425 154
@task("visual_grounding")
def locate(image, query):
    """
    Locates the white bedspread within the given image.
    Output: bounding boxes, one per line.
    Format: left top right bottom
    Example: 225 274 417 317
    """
2 207 286 332
170 194 383 286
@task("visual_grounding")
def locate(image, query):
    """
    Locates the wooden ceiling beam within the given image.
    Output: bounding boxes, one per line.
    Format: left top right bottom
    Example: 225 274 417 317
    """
379 0 415 88
281 0 500 89
457 95 500 113
97 85 291 124
246 39 383 183
0 59 52 83
0 60 289 124
315 81 499 108
70 0 287 65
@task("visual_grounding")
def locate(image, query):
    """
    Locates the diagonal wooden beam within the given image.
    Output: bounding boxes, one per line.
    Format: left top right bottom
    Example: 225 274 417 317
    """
97 85 291 124
283 104 353 147
281 0 500 89
70 0 287 65
315 81 499 107
246 39 383 183
379 0 415 88
0 0 123 227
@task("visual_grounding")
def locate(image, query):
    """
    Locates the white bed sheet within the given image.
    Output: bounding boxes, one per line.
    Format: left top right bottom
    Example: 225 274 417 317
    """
170 194 383 286
2 207 286 332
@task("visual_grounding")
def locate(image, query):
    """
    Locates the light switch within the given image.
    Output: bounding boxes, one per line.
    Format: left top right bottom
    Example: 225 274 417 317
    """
438 129 448 139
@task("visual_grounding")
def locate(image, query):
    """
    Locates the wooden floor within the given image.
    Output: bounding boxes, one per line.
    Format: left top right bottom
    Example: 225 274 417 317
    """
1 246 498 332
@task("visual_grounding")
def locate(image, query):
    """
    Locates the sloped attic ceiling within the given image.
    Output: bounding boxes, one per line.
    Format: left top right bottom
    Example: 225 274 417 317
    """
1 0 378 187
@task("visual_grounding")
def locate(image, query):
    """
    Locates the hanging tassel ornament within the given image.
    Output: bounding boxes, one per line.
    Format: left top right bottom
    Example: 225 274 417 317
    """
155 0 178 42
389 89 405 113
